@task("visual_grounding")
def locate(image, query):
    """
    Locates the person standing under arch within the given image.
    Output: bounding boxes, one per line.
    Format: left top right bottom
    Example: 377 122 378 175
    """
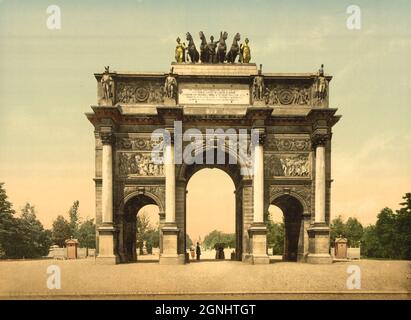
196 242 201 261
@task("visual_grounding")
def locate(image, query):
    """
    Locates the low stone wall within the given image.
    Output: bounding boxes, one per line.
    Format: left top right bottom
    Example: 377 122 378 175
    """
331 247 361 260
347 247 361 260
48 247 96 260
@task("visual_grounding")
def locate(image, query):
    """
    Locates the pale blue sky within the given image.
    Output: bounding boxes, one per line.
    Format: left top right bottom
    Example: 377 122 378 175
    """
0 0 410 230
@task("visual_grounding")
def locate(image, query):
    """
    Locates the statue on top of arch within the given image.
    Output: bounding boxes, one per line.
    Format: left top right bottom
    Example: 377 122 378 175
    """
314 64 328 103
174 32 252 64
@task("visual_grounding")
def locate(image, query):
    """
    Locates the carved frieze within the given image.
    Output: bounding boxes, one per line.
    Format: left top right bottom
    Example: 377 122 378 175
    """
117 137 164 151
265 85 311 106
118 152 164 177
266 136 311 151
265 153 311 177
117 81 164 104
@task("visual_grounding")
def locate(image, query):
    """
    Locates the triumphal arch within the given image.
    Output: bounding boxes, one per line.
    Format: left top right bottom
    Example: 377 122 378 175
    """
86 33 340 265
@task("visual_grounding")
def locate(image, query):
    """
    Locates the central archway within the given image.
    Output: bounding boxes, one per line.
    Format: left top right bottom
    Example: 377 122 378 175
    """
178 145 246 261
186 168 236 261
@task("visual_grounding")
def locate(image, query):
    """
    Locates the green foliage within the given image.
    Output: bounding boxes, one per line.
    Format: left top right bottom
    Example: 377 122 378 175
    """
186 234 193 248
361 225 380 258
51 201 96 249
136 212 159 254
361 193 411 259
0 192 51 259
68 200 80 237
0 183 16 258
395 193 411 259
203 230 235 250
52 215 71 247
5 203 51 258
345 217 363 247
374 207 397 258
330 215 346 244
0 191 94 258
330 216 364 247
77 218 96 249
267 219 284 255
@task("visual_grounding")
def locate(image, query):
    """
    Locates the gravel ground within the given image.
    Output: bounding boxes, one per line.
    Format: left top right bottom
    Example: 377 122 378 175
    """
0 258 410 299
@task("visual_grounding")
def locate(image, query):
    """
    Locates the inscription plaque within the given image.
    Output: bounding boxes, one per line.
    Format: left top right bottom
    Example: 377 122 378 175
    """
179 88 250 105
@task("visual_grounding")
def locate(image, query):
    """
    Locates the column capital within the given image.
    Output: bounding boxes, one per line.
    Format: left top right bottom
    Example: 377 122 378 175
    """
164 127 174 144
251 128 266 146
311 132 329 148
100 132 115 145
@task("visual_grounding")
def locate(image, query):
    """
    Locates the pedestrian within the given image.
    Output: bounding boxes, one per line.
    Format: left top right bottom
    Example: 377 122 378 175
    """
196 242 201 261
190 245 195 259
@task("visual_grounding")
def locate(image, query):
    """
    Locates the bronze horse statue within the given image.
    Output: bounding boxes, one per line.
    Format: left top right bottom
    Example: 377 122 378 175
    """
226 33 241 63
186 32 199 63
216 31 228 63
199 31 208 63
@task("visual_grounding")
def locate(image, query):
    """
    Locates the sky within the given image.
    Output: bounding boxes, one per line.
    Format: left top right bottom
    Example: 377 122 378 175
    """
0 0 410 240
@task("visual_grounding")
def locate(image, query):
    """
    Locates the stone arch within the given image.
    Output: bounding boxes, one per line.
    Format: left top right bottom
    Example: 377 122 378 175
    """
177 143 252 183
118 192 162 263
269 193 305 261
269 189 310 215
120 189 164 214
177 143 247 261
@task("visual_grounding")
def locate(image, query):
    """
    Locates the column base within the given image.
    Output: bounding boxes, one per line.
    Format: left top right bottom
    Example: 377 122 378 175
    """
241 254 270 264
96 224 119 264
307 223 332 264
161 223 180 263
96 255 120 265
306 253 333 264
247 223 270 265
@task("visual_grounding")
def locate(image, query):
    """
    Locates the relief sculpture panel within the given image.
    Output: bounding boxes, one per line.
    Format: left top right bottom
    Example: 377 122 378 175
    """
265 153 311 178
119 152 164 177
264 82 312 106
116 81 164 104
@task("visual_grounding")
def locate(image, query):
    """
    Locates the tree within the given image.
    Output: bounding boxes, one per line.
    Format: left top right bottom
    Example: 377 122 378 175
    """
68 200 80 238
186 234 193 248
52 215 71 247
203 230 235 250
0 183 16 258
361 225 380 258
330 215 346 246
395 193 411 259
136 212 160 254
77 218 96 249
267 221 284 255
345 217 363 247
267 212 285 255
9 203 51 258
374 207 397 259
136 213 151 252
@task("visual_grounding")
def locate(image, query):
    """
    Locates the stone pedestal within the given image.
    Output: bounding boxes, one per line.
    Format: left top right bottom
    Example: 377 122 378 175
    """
98 98 113 106
306 223 332 264
96 224 119 264
159 224 183 265
248 223 269 264
163 97 176 106
253 100 266 106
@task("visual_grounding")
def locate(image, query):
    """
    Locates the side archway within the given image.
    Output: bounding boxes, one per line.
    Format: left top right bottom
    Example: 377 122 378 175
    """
269 194 305 261
118 193 162 263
